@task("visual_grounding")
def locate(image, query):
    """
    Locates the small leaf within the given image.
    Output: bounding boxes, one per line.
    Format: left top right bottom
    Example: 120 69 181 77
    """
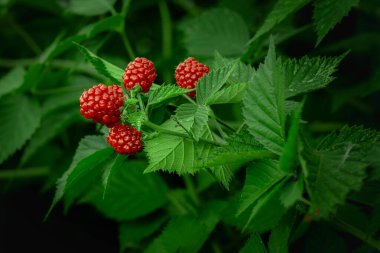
179 8 249 57
144 119 212 175
67 0 116 16
238 160 285 216
268 209 297 253
196 65 236 105
280 174 304 208
240 233 268 253
21 109 81 164
205 128 272 168
119 216 167 252
0 67 25 98
279 100 304 173
46 136 113 218
313 0 360 45
248 0 309 44
209 166 233 190
206 82 248 105
145 201 223 253
176 103 209 141
243 38 286 155
82 160 168 221
101 154 124 198
284 54 345 98
0 95 41 164
74 43 124 83
148 84 190 108
125 111 146 131
302 126 380 217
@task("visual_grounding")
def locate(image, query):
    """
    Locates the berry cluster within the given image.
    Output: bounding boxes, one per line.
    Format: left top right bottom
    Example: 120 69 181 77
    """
79 56 209 155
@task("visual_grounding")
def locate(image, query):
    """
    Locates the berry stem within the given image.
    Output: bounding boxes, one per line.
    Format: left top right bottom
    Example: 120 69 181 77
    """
144 120 224 146
159 0 173 83
8 15 42 56
120 29 136 60
0 167 50 179
137 93 146 112
183 174 200 206
332 216 380 251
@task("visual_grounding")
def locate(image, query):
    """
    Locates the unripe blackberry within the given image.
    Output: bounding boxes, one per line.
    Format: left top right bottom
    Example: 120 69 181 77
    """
79 84 124 127
175 57 209 98
122 57 157 92
106 123 143 155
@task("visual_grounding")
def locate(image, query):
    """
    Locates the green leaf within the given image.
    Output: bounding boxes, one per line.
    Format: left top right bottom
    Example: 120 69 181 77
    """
284 54 345 98
67 0 116 16
240 233 268 253
119 216 167 251
0 67 25 98
213 53 255 84
47 136 113 217
208 166 233 190
205 128 272 168
125 110 146 131
280 174 304 208
238 160 285 216
21 109 81 164
74 43 124 83
78 14 123 37
0 95 41 164
144 119 214 175
302 126 380 217
279 100 304 173
303 224 347 253
175 103 209 141
101 154 123 198
81 160 168 221
148 84 190 108
196 65 236 105
313 0 360 45
145 201 223 253
41 75 96 115
179 8 249 57
268 209 297 253
249 0 309 43
243 38 286 155
207 82 248 105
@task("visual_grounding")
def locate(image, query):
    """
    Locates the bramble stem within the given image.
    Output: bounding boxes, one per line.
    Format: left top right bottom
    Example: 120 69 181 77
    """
9 15 42 55
183 174 200 206
144 120 224 146
333 216 380 251
0 167 50 179
137 93 146 112
120 29 136 60
159 0 173 83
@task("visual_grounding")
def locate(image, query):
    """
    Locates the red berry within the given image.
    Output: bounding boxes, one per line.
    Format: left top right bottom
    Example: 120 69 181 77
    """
107 123 143 155
122 57 157 92
175 57 209 98
79 84 124 127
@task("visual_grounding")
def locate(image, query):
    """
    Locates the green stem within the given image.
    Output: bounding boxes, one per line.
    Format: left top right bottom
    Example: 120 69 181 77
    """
120 29 136 60
159 0 173 83
333 217 380 251
0 167 50 179
9 16 42 55
121 0 132 17
137 93 146 112
0 58 104 80
144 120 224 146
183 174 200 206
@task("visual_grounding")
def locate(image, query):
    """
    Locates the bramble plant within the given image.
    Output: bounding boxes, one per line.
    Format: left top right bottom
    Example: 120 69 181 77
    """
1 0 380 252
